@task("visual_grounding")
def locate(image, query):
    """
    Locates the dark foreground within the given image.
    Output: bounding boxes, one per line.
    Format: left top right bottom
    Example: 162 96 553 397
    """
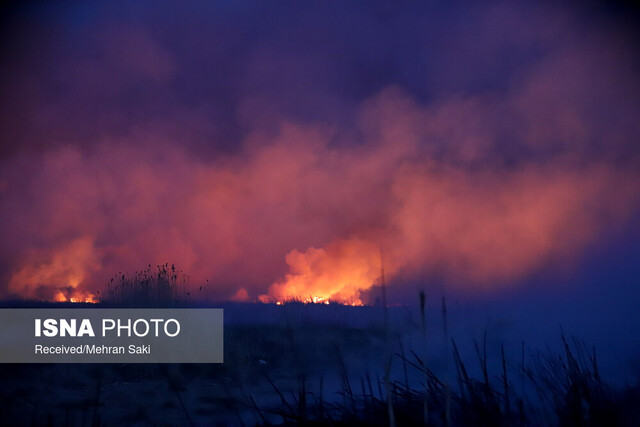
1 302 639 426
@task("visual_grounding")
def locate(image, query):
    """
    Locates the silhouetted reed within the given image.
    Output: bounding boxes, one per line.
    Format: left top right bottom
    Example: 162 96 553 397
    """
103 263 190 307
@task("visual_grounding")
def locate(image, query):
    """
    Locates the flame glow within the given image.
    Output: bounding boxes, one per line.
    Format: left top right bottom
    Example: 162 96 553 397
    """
7 237 101 302
260 239 388 305
54 290 97 304
1 2 639 304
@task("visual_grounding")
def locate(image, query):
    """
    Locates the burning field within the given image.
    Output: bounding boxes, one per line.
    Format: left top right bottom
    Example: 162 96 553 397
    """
1 0 640 425
1 1 639 305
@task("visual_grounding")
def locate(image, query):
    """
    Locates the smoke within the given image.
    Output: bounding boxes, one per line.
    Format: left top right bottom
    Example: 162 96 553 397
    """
0 1 639 302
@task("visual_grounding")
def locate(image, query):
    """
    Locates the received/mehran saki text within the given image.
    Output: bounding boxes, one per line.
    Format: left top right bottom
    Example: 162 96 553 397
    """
34 344 151 355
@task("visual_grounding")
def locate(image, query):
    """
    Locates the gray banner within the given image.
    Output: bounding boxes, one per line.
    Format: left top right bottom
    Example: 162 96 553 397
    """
0 309 223 363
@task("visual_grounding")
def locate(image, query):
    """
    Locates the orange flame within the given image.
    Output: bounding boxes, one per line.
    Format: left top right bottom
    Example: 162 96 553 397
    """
54 290 98 304
7 237 100 302
260 238 387 305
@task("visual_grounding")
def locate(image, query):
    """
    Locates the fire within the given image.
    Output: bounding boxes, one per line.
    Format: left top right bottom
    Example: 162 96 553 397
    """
260 238 387 305
55 290 98 304
7 237 100 301
265 296 361 306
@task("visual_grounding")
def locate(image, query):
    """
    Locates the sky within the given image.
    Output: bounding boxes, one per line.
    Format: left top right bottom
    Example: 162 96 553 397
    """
0 0 639 304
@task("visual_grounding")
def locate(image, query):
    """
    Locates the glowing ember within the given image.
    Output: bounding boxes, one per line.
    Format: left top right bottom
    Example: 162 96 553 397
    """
264 297 362 306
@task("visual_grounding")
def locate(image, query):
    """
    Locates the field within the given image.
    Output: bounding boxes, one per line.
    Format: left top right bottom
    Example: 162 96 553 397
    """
1 299 639 426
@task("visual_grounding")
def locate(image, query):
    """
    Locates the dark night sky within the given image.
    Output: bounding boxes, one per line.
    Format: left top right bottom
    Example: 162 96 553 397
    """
0 0 639 306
